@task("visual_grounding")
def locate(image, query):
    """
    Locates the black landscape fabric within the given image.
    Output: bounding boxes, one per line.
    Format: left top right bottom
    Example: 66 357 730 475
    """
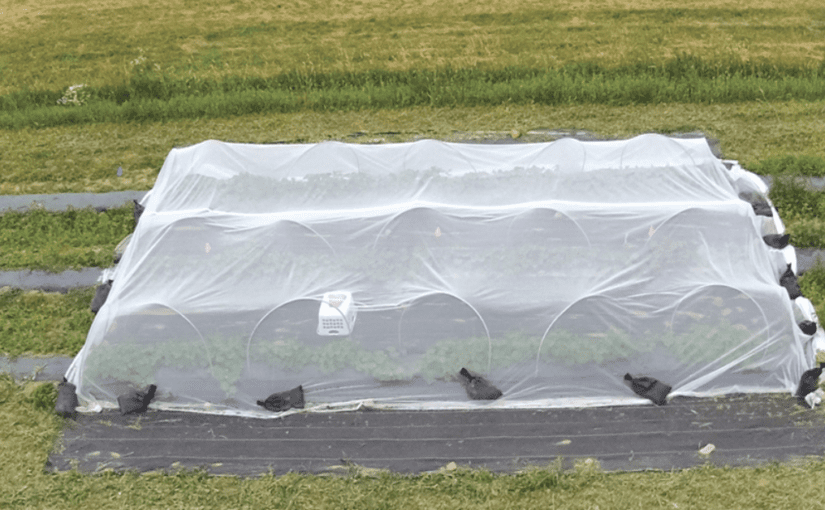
48 393 825 476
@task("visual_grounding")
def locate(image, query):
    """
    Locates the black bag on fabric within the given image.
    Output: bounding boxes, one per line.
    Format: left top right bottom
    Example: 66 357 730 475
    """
763 233 790 249
117 384 157 415
740 192 775 217
55 378 79 418
623 373 671 406
799 320 818 336
133 199 145 227
257 385 304 412
795 363 825 400
458 368 503 401
752 202 773 217
780 264 802 300
90 279 113 314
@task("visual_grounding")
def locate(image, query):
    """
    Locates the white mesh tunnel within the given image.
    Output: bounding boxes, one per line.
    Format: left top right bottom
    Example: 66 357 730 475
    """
66 134 817 415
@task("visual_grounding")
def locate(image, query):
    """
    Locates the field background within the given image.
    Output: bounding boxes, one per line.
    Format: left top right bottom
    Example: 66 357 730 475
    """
3 0 823 91
2 0 825 194
3 0 825 508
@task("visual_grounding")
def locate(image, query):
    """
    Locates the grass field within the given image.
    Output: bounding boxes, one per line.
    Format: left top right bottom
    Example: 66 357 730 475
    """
3 0 825 507
2 0 825 194
2 0 825 133
3 0 824 94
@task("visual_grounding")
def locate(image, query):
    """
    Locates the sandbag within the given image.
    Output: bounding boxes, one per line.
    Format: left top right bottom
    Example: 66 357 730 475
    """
780 264 802 300
133 199 145 227
55 378 79 418
763 233 790 249
257 385 304 412
118 384 157 415
623 373 671 406
799 320 818 336
740 192 774 218
458 367 503 400
752 202 773 217
90 279 113 314
796 363 825 406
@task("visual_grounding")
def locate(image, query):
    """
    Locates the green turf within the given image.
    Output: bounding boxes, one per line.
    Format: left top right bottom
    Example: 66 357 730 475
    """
3 0 822 94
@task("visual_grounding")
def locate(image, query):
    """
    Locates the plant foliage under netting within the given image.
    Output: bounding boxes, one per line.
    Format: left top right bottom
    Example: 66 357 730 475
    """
65 136 817 414
82 318 769 402
170 162 739 214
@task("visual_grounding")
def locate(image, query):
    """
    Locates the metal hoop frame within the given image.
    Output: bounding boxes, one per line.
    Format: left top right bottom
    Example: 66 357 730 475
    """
396 291 493 373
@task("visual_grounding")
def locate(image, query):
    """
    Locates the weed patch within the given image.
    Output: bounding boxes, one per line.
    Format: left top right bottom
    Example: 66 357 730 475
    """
0 287 94 358
0 205 134 271
768 177 825 223
800 261 825 317
751 155 825 177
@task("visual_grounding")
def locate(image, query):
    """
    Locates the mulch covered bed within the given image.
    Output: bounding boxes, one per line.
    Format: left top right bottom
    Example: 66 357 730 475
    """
47 393 825 476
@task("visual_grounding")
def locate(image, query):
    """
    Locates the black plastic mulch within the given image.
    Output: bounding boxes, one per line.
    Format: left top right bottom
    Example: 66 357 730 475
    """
48 393 825 476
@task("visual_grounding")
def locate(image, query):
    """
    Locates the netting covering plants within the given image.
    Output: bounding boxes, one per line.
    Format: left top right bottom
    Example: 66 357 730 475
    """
66 134 820 416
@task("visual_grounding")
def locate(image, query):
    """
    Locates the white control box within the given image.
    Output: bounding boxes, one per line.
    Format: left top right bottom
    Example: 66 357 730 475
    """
317 291 357 336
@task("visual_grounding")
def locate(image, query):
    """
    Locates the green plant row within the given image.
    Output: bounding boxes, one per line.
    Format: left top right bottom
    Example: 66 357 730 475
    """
3 266 809 361
4 58 825 129
751 155 825 177
81 318 759 397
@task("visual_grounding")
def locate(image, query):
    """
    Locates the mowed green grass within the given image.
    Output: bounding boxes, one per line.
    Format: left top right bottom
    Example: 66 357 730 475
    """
1 0 824 131
2 0 823 93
